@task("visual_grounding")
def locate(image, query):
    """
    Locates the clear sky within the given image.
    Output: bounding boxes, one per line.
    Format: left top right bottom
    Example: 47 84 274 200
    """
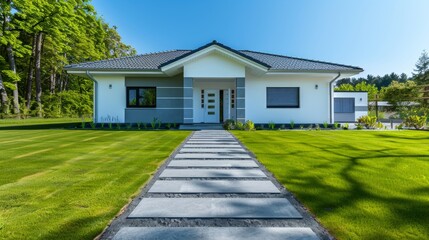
92 0 428 77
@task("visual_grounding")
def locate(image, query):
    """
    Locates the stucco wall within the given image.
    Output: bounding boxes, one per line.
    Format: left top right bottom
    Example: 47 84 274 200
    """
184 52 245 78
92 75 126 123
245 72 336 124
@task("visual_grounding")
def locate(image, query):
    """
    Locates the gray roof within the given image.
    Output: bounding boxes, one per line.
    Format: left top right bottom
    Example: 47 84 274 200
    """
65 41 362 72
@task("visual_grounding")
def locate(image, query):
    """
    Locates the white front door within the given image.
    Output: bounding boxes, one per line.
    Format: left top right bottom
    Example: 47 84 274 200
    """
204 89 219 123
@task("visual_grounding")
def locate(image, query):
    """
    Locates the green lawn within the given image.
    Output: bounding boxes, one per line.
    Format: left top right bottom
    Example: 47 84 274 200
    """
0 129 189 239
233 130 429 240
0 117 87 127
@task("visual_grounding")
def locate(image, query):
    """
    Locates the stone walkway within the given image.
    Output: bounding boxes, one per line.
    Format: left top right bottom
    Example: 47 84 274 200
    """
101 130 331 240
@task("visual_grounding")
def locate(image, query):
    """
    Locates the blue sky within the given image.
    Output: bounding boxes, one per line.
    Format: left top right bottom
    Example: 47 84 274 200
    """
92 0 429 77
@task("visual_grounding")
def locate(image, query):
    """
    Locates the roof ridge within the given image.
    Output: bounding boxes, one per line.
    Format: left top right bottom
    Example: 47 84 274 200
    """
240 50 363 70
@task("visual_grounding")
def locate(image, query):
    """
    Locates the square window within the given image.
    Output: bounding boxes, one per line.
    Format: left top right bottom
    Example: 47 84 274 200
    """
127 87 156 108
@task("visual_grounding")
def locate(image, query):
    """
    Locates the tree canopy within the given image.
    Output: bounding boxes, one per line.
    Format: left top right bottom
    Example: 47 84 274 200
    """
0 0 135 118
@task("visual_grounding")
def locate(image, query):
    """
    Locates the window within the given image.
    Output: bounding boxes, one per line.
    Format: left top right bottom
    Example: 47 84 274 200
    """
127 87 156 108
334 98 355 113
266 87 299 108
231 89 235 109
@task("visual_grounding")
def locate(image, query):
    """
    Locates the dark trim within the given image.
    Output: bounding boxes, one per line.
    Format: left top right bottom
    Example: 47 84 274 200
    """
159 40 271 68
126 87 157 108
266 87 300 108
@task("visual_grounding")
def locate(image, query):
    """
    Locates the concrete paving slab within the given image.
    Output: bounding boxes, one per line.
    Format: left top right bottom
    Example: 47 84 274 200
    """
114 227 318 240
148 180 280 193
179 148 246 153
159 169 266 178
175 153 251 159
183 144 242 148
186 141 239 145
128 198 302 219
168 160 259 168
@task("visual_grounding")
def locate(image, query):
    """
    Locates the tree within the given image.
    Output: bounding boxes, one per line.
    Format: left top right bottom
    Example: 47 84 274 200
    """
335 81 378 100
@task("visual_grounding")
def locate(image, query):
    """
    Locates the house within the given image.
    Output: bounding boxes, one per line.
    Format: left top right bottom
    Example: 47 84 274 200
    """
65 41 363 124
333 91 368 122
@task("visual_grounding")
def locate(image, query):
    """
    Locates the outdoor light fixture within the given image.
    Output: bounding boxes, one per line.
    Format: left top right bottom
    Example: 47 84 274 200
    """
109 84 112 89
360 98 362 101
315 84 318 89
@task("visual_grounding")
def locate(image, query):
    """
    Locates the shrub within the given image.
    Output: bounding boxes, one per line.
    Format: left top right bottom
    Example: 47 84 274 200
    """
126 123 133 129
223 119 235 130
404 115 427 129
290 120 295 129
268 121 275 130
116 123 121 130
137 122 141 129
166 123 172 129
357 115 377 129
323 121 328 129
108 123 113 129
235 121 245 130
300 125 304 130
396 123 404 130
333 122 339 129
157 119 162 129
151 118 157 129
377 122 384 129
355 123 363 130
81 121 86 129
90 122 96 129
244 120 255 131
307 124 313 130
343 123 349 130
100 122 105 129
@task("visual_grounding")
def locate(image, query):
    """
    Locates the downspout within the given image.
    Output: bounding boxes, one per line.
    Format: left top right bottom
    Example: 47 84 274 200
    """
85 71 98 123
329 72 341 123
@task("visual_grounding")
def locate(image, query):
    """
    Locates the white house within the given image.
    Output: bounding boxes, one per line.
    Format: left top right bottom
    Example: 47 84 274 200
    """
65 41 363 124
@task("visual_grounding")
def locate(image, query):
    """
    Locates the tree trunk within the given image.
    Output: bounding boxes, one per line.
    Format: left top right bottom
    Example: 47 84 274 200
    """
50 69 56 94
35 32 43 117
6 44 20 117
0 73 9 115
26 34 37 109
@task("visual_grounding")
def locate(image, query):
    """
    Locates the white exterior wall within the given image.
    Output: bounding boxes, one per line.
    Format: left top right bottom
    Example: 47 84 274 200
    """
333 92 368 121
93 75 126 123
184 52 245 78
246 72 336 123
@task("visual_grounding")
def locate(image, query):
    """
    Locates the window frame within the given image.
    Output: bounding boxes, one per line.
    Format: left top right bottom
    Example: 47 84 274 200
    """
126 87 157 108
266 87 300 108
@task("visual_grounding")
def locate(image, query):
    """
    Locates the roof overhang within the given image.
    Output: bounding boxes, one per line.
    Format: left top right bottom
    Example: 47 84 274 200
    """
160 43 269 76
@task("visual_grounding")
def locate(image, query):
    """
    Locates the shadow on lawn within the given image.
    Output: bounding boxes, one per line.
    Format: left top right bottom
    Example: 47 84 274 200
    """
275 142 429 238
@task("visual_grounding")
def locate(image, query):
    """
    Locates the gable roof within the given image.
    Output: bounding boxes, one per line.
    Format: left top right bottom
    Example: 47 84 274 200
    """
65 41 363 73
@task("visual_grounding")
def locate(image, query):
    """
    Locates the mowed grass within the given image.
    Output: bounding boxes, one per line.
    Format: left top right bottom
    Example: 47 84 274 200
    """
0 117 87 127
0 129 189 239
233 130 429 240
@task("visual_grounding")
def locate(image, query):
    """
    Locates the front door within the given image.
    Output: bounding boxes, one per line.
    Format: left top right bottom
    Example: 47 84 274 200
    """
204 89 219 123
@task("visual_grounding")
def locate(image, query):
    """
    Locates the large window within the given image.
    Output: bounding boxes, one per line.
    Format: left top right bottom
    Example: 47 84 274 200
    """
334 98 355 113
127 87 156 108
266 87 299 108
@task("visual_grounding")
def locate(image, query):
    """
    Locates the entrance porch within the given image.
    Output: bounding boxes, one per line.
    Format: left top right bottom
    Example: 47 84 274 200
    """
183 78 245 124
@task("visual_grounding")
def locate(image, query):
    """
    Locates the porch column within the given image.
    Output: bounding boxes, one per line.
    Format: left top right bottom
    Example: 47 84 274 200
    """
236 78 245 123
183 77 193 124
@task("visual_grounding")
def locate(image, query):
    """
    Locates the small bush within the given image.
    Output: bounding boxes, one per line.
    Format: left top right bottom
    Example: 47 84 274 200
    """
357 115 377 129
151 118 157 129
100 123 105 129
323 121 328 129
244 120 255 131
333 122 339 129
116 123 121 130
300 125 304 130
90 122 96 129
137 122 142 129
315 124 320 131
235 121 245 130
126 123 133 129
404 115 427 129
166 123 172 129
223 119 236 130
307 124 313 130
290 120 295 129
108 123 113 129
377 122 384 129
343 123 349 130
81 121 86 129
268 121 275 130
157 119 162 129
396 123 404 130
355 124 363 130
